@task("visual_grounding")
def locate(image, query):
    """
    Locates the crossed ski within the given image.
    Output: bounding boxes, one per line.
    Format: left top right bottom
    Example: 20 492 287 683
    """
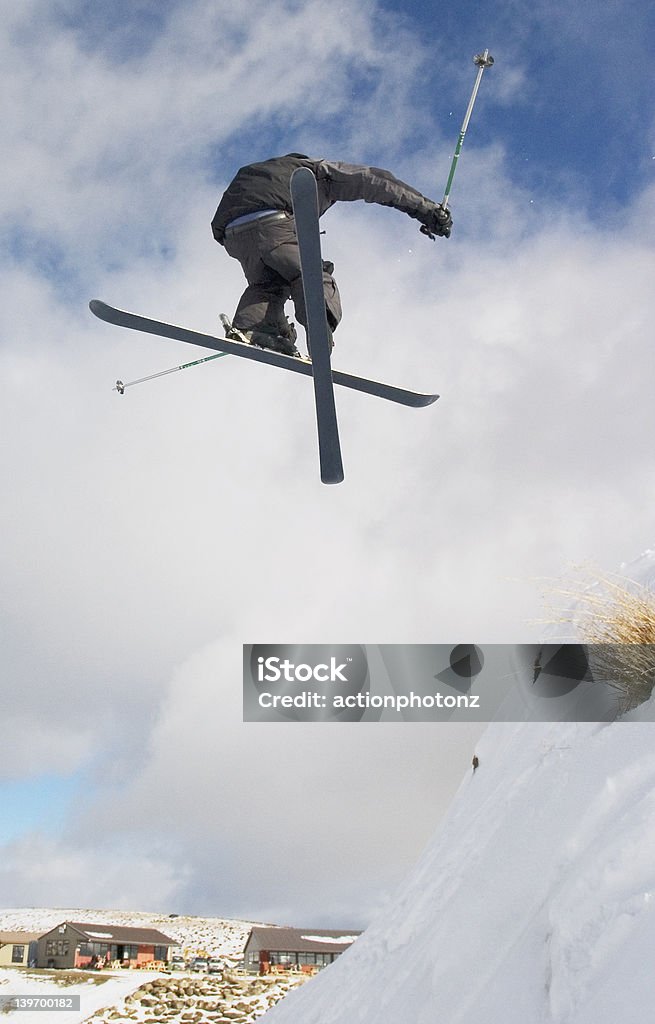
290 167 343 484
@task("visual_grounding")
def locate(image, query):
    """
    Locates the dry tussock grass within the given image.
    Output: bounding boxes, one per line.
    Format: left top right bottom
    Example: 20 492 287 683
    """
544 568 655 714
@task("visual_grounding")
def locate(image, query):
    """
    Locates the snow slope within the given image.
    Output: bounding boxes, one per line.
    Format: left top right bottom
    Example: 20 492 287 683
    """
262 720 655 1024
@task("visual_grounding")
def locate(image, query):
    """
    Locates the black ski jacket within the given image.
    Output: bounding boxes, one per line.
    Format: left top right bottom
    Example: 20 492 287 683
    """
211 153 436 243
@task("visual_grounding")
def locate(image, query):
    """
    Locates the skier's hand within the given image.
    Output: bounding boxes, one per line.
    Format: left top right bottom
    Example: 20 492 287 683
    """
420 203 453 239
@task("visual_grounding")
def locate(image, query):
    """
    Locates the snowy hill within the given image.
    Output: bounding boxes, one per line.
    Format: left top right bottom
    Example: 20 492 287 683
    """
261 719 655 1024
0 907 254 959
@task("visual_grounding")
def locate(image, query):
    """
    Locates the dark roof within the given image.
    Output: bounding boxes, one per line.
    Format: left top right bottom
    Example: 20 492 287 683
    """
245 926 360 955
45 922 177 946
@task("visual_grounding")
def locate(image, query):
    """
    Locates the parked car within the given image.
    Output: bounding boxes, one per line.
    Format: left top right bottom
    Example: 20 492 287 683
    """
207 958 223 975
169 956 186 971
190 957 209 973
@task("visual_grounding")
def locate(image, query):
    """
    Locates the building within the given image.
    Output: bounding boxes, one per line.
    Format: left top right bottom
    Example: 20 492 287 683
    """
37 922 177 970
0 932 40 968
243 926 361 974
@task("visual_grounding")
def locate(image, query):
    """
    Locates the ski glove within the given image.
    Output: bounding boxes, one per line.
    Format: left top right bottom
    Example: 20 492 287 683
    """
420 204 453 239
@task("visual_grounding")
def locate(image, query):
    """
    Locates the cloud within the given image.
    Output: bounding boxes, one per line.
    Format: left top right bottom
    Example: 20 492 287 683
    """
0 833 186 912
51 640 484 926
0 0 435 280
1 0 654 925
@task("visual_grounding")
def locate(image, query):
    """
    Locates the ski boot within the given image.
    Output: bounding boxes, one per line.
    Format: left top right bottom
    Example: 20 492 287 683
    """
221 315 301 359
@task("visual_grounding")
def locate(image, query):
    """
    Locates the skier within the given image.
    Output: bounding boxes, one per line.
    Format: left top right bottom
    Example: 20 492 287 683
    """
472 755 479 772
211 153 453 358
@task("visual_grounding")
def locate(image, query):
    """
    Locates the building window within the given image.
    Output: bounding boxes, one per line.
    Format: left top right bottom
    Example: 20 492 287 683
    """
79 942 108 958
11 946 25 964
45 939 69 957
154 946 168 962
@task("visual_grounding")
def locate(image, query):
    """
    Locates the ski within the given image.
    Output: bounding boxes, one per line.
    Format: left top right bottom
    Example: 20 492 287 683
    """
89 300 439 408
290 166 343 484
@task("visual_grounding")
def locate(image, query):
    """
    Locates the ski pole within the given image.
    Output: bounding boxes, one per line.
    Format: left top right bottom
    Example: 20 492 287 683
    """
442 49 494 208
421 49 494 239
113 351 228 394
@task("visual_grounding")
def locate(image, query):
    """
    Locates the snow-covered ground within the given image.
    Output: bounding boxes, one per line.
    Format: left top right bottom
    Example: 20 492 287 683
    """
0 964 307 1024
0 966 148 1024
0 907 255 959
260 719 655 1024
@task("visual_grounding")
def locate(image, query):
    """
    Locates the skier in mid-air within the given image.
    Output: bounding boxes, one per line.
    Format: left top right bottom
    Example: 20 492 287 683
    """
211 153 453 358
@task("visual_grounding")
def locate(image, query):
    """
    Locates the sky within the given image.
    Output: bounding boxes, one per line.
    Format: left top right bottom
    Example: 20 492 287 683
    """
1 0 654 930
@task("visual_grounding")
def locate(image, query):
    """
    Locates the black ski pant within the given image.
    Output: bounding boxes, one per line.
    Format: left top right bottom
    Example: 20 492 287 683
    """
222 213 342 342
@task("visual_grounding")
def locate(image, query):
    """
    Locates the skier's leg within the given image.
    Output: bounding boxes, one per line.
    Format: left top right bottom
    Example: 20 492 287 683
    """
223 216 341 354
265 240 343 351
289 266 341 354
232 279 294 337
321 260 342 333
223 225 299 354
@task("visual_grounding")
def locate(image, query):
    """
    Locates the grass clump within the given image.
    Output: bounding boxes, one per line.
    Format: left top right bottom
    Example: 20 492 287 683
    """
545 568 655 714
